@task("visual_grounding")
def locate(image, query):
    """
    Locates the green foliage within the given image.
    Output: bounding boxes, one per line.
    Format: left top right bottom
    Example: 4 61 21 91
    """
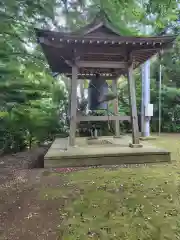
149 35 180 133
0 0 68 153
60 0 179 35
150 82 180 133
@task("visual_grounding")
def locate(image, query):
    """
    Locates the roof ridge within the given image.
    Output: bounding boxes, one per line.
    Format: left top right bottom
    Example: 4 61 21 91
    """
70 10 122 36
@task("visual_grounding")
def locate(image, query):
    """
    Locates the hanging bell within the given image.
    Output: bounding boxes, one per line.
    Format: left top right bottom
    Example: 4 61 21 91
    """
88 76 108 110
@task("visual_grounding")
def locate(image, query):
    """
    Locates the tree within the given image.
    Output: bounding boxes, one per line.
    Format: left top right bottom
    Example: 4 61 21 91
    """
0 0 68 153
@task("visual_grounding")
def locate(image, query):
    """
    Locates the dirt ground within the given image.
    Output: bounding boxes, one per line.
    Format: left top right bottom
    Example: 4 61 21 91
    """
0 168 63 240
0 147 98 240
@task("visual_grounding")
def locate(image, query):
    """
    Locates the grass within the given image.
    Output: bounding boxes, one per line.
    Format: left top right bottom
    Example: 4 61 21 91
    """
41 134 180 240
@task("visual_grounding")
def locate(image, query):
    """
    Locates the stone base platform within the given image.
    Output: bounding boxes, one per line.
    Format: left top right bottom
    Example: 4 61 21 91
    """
44 136 171 168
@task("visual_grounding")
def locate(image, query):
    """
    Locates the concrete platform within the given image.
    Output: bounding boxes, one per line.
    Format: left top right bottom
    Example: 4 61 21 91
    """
44 136 171 168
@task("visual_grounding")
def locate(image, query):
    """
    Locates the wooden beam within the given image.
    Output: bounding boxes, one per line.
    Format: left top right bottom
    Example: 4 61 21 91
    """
127 64 140 144
112 79 120 136
77 77 118 80
76 61 127 69
69 65 78 146
77 115 130 122
67 75 113 79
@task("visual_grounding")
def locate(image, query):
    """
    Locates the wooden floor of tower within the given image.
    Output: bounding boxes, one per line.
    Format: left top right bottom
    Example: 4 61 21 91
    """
44 136 171 168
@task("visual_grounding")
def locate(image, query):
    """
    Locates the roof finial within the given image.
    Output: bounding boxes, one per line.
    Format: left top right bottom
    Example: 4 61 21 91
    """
95 4 112 25
93 7 105 22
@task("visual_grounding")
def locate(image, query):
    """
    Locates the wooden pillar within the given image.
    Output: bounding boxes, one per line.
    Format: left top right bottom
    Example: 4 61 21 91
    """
69 65 78 146
112 79 120 137
127 64 140 145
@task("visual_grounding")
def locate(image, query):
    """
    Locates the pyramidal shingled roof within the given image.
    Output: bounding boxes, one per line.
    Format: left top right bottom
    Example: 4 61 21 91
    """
35 11 176 77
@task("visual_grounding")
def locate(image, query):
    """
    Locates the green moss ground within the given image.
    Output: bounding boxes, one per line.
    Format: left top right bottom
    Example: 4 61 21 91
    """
40 134 180 240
